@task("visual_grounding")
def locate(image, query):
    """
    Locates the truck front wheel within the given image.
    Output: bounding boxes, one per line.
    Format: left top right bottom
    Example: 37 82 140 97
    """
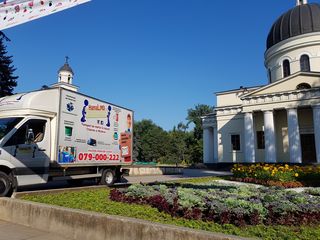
100 169 115 187
0 171 13 197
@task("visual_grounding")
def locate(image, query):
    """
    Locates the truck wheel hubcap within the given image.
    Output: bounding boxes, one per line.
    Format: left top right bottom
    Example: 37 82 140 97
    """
105 172 113 184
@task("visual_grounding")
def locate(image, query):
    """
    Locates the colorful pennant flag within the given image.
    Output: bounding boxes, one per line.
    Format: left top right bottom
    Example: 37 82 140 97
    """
0 0 90 30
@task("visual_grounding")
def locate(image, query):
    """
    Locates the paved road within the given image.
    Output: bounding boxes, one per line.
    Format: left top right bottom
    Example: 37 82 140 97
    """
17 169 231 192
125 169 231 184
0 220 72 240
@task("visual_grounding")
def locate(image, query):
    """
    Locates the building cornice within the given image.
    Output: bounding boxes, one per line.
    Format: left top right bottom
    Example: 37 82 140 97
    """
242 87 320 107
215 86 263 96
241 71 320 99
202 115 217 128
215 105 242 116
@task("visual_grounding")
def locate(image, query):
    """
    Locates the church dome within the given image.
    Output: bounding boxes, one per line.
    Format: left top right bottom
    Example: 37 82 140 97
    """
266 2 320 50
59 62 74 75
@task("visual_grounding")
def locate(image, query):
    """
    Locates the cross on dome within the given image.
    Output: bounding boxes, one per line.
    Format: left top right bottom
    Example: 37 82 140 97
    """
296 0 308 6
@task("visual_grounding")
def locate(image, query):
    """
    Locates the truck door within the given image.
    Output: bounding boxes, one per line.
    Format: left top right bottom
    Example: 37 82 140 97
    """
3 117 50 186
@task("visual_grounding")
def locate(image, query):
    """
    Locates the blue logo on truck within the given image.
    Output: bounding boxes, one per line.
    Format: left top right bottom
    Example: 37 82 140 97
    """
106 105 112 127
67 102 74 112
81 99 89 122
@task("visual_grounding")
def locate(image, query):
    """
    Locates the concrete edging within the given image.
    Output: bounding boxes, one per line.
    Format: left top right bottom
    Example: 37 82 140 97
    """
0 197 247 240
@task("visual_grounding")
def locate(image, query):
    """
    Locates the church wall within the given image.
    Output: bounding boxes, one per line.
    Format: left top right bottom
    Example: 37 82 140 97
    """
253 110 290 163
275 110 290 163
214 107 315 163
253 112 265 162
217 114 244 162
216 92 243 107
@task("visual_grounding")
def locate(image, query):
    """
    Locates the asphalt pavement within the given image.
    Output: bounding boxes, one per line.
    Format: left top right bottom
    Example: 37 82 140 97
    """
17 169 231 192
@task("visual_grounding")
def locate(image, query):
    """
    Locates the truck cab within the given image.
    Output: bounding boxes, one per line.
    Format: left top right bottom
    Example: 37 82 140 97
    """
0 90 57 196
0 116 52 195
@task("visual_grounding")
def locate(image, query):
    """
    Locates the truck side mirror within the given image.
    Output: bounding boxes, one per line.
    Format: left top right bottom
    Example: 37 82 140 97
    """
27 129 34 144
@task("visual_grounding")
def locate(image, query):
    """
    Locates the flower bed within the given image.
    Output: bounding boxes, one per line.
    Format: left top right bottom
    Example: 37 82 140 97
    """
110 182 320 227
231 164 320 187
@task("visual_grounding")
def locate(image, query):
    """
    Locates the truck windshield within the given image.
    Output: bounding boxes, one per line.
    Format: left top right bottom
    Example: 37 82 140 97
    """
0 118 23 140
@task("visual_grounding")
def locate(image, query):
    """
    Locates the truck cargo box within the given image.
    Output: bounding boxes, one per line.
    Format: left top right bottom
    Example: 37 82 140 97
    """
57 88 133 166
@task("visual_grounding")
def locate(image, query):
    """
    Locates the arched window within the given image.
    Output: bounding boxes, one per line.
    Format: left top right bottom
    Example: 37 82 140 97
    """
296 83 311 90
300 55 310 72
268 69 272 83
283 59 290 78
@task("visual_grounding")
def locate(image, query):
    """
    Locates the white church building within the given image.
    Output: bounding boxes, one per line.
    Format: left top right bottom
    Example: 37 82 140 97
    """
203 0 320 165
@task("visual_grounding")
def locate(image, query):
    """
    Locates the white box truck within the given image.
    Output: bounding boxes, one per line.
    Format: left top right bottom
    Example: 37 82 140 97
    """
0 87 133 196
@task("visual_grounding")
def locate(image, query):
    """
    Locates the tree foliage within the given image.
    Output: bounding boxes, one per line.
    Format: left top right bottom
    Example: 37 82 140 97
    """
133 119 169 162
133 104 213 164
186 104 214 140
0 34 18 97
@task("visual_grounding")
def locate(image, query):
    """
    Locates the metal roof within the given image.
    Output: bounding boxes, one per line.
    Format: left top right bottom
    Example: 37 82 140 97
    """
267 3 320 49
58 63 74 75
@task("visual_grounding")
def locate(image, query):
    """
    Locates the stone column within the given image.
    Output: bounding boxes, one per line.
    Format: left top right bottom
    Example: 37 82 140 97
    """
244 112 255 163
213 127 218 162
312 105 320 163
203 127 213 164
264 110 276 163
287 108 302 163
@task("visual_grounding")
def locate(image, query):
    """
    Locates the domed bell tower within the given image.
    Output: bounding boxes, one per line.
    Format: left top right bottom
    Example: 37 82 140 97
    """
59 56 74 85
52 57 78 92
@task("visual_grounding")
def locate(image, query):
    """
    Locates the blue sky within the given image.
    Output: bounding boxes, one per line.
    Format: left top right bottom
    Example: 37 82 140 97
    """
3 0 307 130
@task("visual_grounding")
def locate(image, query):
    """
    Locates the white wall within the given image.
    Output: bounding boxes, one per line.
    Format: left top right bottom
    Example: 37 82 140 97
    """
216 87 260 108
253 112 265 162
217 114 244 162
274 110 289 163
216 91 243 107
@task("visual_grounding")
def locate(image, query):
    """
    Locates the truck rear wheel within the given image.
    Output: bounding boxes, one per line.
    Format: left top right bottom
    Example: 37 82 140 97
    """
100 169 115 187
0 171 13 197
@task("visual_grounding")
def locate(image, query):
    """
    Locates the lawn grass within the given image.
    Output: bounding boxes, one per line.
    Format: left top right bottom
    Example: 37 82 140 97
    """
21 182 320 240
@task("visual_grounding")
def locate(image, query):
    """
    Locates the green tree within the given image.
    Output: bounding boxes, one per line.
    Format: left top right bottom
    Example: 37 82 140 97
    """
0 34 18 97
132 123 141 162
133 104 214 165
177 122 188 132
185 104 213 164
133 119 169 162
187 138 203 164
164 127 190 165
186 104 213 140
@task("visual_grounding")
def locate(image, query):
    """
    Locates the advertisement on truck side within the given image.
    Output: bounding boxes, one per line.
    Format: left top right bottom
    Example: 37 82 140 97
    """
57 90 133 165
